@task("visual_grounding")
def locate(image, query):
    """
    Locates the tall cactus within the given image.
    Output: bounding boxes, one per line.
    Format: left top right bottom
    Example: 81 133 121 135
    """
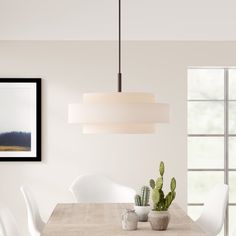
134 186 150 206
141 186 150 206
149 161 177 211
159 161 165 177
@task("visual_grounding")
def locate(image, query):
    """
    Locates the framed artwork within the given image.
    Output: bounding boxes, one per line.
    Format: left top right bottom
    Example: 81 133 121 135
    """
0 78 41 161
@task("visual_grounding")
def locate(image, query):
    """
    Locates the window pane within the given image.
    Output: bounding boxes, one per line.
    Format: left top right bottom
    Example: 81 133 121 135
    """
188 69 224 100
229 171 236 203
229 206 236 235
188 137 224 169
229 69 236 100
188 102 224 134
188 171 224 203
229 137 236 168
188 206 202 221
229 102 236 134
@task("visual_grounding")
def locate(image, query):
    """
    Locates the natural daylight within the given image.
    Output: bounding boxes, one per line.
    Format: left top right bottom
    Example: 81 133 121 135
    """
0 84 32 152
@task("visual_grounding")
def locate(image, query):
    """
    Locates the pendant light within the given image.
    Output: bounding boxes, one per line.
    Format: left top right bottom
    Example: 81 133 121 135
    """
68 0 169 134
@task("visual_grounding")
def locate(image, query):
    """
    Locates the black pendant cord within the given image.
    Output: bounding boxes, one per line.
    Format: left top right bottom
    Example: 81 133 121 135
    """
118 0 122 92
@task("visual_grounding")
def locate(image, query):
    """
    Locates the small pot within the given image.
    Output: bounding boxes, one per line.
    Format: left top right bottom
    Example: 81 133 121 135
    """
148 210 170 231
134 206 151 222
121 209 138 231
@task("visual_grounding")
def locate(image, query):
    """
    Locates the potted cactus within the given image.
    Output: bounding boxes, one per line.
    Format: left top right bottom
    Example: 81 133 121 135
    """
148 161 176 231
134 186 151 222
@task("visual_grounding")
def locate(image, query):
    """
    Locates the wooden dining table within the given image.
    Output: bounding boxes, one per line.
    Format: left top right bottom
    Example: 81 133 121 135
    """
42 203 206 236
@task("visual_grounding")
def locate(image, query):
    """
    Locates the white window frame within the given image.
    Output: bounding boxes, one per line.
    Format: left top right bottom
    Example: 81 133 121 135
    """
188 67 236 236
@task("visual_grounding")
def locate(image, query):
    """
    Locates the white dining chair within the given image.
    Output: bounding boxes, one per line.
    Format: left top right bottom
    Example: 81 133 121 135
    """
196 184 229 236
20 186 45 236
0 208 21 236
230 226 236 236
231 229 236 236
69 174 136 203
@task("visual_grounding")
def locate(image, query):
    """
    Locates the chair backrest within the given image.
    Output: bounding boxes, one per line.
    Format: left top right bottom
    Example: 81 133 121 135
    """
20 186 45 236
69 174 136 203
196 184 229 235
0 208 21 236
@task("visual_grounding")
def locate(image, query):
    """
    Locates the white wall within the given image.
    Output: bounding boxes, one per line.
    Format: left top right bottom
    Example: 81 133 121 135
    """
0 41 236 235
1 0 236 40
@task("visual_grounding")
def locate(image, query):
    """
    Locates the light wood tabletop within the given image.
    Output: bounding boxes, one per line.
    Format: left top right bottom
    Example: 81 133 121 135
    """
42 203 206 236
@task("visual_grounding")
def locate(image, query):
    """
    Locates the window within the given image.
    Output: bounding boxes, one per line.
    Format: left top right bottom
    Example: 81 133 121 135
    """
188 68 236 236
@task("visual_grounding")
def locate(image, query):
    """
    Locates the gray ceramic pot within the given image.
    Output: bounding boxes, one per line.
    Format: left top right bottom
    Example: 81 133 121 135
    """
121 209 138 231
148 210 170 231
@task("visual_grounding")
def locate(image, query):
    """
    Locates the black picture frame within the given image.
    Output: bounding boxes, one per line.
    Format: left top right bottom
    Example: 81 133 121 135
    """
0 78 41 161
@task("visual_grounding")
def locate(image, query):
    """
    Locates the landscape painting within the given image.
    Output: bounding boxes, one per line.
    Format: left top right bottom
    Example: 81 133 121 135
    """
0 132 31 151
0 79 41 161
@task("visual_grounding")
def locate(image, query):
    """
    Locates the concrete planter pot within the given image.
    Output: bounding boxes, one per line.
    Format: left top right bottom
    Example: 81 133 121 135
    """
134 206 150 222
121 209 138 231
148 210 170 231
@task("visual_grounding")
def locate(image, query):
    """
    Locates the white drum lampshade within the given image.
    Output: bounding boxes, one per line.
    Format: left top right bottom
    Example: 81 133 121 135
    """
68 1 170 134
68 92 169 134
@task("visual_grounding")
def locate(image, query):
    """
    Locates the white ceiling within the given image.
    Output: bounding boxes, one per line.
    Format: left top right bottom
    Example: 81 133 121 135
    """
0 0 236 40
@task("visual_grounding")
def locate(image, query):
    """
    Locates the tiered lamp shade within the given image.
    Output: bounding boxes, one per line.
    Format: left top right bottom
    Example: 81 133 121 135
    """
68 92 169 134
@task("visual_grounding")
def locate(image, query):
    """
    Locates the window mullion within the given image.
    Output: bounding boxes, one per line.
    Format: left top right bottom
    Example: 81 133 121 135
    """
224 68 229 236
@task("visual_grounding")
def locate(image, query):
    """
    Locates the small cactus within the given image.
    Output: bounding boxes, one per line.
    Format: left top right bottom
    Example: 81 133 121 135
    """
134 186 150 206
134 194 142 206
149 161 176 211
